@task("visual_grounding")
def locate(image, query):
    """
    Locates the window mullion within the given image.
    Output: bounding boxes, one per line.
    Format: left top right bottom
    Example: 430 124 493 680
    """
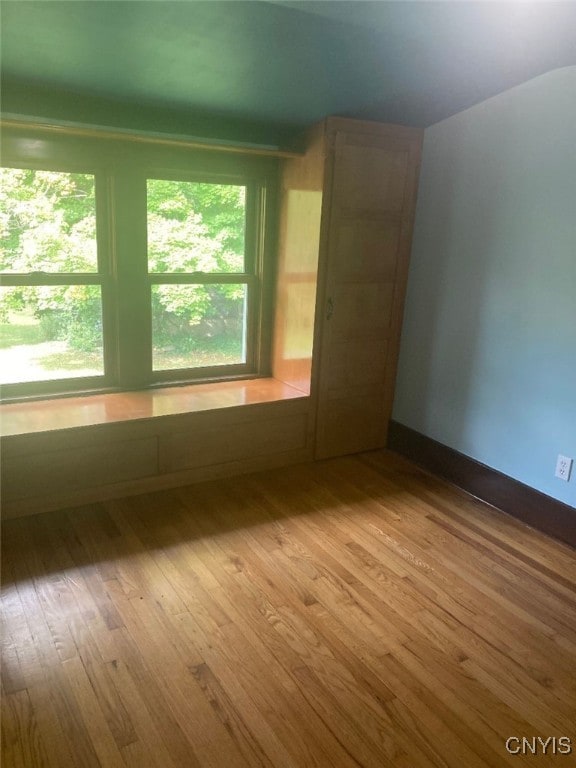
148 273 253 285
95 173 117 384
254 179 276 376
111 169 151 389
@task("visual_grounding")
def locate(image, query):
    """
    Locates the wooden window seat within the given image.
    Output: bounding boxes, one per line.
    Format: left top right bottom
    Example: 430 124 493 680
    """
0 379 315 518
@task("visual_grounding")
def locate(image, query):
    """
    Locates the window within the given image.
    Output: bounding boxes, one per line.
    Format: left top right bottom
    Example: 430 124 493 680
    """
0 128 277 401
148 178 253 375
0 168 106 389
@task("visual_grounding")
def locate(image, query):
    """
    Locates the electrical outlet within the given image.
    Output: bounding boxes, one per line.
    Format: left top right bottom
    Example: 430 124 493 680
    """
555 454 573 482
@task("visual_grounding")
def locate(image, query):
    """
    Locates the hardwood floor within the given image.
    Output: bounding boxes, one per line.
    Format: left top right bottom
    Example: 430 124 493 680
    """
2 450 575 768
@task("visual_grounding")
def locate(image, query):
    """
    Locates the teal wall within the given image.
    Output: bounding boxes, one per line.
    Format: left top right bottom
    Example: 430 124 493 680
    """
393 67 576 508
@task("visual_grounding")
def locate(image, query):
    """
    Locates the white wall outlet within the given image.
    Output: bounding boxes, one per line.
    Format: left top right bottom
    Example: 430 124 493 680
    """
555 454 573 482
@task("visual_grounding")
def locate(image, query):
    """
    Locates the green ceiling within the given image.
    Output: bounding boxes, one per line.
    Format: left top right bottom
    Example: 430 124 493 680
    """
2 1 575 149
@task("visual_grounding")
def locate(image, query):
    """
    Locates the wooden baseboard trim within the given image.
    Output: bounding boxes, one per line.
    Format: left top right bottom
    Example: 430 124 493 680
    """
387 420 576 548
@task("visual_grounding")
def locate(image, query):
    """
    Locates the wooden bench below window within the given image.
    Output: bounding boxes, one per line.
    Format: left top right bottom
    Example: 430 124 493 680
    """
1 379 314 518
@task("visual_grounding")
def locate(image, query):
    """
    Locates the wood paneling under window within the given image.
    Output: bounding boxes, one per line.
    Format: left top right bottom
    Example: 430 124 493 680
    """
160 412 307 472
0 383 313 518
3 437 159 501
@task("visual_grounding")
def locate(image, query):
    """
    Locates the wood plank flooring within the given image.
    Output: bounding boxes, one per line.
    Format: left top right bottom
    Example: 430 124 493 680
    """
2 450 575 768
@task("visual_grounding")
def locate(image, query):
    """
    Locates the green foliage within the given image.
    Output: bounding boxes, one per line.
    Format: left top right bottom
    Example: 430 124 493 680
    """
0 170 247 356
147 179 245 260
0 168 97 273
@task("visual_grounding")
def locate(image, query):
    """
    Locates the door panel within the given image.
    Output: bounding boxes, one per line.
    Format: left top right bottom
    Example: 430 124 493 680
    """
330 283 395 340
333 219 401 282
332 145 409 213
315 123 422 460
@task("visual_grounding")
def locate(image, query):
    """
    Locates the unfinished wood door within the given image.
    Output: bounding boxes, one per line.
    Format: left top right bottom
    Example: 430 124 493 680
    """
315 122 422 459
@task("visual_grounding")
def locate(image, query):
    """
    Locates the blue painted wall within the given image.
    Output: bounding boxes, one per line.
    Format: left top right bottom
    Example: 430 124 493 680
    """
393 66 576 508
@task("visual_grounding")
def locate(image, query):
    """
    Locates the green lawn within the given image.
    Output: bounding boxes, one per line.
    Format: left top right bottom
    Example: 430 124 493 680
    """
1 319 242 378
0 320 44 348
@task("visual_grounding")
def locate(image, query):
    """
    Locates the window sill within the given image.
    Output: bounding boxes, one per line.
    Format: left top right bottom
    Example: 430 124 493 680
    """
0 378 308 438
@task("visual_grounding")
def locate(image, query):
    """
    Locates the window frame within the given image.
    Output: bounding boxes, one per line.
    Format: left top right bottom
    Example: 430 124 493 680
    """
144 170 263 384
0 159 117 400
0 126 278 402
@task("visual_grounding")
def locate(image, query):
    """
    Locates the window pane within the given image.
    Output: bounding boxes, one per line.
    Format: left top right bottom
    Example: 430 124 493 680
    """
0 168 98 273
0 285 104 384
152 284 247 371
147 180 246 274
